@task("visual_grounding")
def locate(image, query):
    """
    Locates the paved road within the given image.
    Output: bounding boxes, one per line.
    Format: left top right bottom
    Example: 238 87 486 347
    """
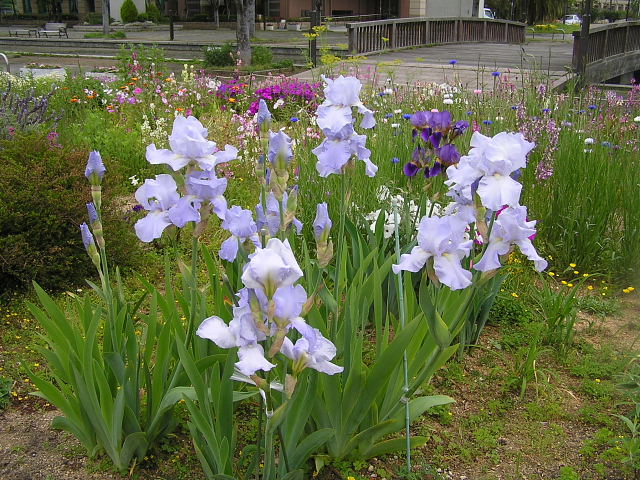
296 39 574 90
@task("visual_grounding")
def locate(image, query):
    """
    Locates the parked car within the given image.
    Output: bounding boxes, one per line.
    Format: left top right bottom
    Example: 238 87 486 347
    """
483 8 496 19
562 14 582 25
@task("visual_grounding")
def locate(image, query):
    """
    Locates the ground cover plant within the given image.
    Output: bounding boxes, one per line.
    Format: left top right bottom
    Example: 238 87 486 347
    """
0 56 639 480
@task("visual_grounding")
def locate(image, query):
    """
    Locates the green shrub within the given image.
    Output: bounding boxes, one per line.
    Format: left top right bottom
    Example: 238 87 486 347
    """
137 12 149 21
252 45 273 65
203 42 235 67
146 3 162 22
0 133 140 294
120 0 139 23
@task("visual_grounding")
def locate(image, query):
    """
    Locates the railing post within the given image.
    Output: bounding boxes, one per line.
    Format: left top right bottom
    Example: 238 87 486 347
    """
424 19 430 44
483 20 487 41
504 22 509 43
391 20 397 48
603 28 609 59
624 24 630 53
347 25 357 54
455 19 459 42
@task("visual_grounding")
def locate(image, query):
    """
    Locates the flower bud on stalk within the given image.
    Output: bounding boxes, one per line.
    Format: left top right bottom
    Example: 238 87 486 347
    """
85 151 105 211
86 202 105 249
80 223 101 270
283 187 298 230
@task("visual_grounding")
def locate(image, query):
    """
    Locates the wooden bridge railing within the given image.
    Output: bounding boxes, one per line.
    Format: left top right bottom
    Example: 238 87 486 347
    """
346 17 526 55
572 20 640 69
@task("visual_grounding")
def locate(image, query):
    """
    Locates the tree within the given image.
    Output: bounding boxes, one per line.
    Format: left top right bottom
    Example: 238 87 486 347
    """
207 0 223 28
234 0 254 65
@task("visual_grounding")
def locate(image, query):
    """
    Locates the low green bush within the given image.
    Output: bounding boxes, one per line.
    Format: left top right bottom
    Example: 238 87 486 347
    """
203 42 235 67
252 45 273 65
0 133 140 294
120 0 139 24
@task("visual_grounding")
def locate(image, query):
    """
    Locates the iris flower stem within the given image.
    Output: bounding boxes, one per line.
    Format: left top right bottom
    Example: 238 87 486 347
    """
330 171 348 340
186 236 199 350
393 202 412 472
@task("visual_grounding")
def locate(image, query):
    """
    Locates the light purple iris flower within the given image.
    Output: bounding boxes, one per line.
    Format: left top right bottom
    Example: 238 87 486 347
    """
197 290 274 376
241 238 303 298
280 321 343 375
312 122 377 178
474 206 547 272
267 130 293 166
85 151 105 182
146 115 239 171
320 75 376 129
185 170 228 220
134 174 180 242
392 214 473 290
255 191 303 237
257 99 272 127
445 131 535 210
313 202 332 242
219 206 261 262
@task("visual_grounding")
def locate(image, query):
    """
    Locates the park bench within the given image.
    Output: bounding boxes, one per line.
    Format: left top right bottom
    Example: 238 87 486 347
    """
38 23 68 38
8 25 39 37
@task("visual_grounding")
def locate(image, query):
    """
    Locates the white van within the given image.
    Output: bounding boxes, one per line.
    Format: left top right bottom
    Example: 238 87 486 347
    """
483 8 496 19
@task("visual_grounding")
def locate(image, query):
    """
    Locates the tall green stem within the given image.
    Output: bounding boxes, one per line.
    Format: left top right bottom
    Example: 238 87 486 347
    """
393 203 412 472
331 172 348 340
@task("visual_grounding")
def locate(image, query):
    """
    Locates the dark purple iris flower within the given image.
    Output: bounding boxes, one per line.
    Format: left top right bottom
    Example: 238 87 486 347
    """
438 144 461 166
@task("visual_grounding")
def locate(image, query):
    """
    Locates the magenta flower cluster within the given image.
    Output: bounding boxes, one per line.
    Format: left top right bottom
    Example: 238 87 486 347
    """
247 80 322 115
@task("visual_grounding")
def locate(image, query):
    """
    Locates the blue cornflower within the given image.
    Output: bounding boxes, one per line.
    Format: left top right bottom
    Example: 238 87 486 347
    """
542 108 551 113
482 120 493 125
578 110 586 114
588 104 597 110
290 117 299 122
601 141 612 148
511 105 519 110
391 157 400 164
467 111 473 115
403 113 411 119
385 113 393 119
449 59 457 65
492 71 501 77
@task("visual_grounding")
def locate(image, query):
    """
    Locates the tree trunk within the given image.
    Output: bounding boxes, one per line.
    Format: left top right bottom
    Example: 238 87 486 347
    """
214 5 219 28
102 0 110 35
235 0 253 65
248 0 255 38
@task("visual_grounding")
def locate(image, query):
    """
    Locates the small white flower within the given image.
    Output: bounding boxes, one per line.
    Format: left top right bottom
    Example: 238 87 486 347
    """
129 175 139 186
495 116 504 121
383 88 393 95
274 98 285 109
634 116 640 122
391 123 400 128
443 98 454 105
394 109 402 114
584 137 595 145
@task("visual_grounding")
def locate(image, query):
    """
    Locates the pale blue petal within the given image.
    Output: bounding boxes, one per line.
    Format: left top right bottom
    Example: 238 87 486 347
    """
146 144 190 171
219 235 239 262
236 344 275 376
196 316 238 348
134 211 172 242
433 253 472 290
392 246 430 274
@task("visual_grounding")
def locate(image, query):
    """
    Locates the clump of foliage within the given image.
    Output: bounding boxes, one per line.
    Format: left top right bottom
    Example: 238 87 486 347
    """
203 42 235 67
0 133 140 293
120 0 139 24
252 45 273 65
